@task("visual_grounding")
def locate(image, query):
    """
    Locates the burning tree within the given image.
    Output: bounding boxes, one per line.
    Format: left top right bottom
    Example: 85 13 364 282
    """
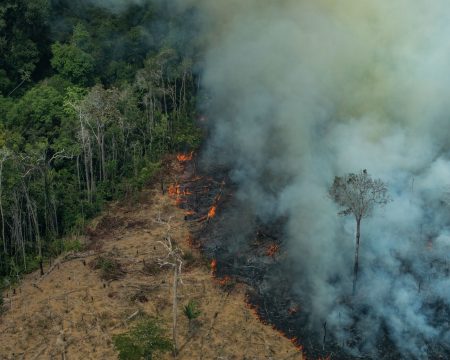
329 169 390 294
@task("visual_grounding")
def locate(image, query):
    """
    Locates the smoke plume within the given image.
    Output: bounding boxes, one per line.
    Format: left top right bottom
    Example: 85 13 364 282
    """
189 0 450 358
79 0 450 357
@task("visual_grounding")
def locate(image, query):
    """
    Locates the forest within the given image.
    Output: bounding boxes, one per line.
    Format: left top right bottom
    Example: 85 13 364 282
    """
0 0 201 285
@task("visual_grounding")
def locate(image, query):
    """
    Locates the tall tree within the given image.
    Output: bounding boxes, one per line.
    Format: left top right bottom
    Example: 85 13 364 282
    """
329 169 390 294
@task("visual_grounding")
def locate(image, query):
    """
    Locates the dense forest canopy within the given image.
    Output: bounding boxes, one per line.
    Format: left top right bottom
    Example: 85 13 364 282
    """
0 0 202 283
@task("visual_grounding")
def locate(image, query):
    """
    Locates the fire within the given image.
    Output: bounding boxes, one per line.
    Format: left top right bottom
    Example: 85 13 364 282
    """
168 183 192 206
168 184 178 196
266 244 280 257
216 275 232 286
177 151 193 162
245 296 268 325
207 205 217 219
210 259 217 273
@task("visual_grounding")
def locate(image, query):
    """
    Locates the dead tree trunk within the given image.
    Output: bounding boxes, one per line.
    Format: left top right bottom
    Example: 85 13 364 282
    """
156 216 183 358
172 263 179 356
353 217 361 295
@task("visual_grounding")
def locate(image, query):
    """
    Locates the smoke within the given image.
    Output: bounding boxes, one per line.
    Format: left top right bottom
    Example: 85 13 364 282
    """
187 0 450 358
73 0 450 356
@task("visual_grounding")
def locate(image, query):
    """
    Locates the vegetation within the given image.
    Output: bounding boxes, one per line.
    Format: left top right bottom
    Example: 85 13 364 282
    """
0 0 202 285
90 255 124 281
329 169 390 294
183 299 201 332
113 317 173 360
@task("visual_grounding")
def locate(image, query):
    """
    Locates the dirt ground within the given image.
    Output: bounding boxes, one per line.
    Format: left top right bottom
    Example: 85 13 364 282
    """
0 162 303 360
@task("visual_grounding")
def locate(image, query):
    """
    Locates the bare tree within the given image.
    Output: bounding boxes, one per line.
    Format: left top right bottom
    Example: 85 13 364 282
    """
329 169 391 294
156 216 183 356
0 147 11 255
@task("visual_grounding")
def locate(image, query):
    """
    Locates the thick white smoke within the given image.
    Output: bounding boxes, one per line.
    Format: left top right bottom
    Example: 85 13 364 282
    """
80 0 450 356
187 0 450 357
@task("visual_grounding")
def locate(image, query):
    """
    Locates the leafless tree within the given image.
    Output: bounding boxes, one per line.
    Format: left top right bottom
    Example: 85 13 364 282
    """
81 85 121 182
156 215 183 356
329 169 391 294
0 147 11 254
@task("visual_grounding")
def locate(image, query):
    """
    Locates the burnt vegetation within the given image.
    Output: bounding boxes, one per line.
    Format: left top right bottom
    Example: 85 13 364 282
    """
169 156 450 360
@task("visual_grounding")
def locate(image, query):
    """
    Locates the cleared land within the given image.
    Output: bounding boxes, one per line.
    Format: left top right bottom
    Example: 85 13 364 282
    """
0 161 303 360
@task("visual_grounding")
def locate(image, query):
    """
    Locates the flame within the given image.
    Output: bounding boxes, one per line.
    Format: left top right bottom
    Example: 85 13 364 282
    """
266 244 280 257
216 275 232 286
177 151 193 162
168 184 178 196
207 205 217 219
168 183 192 206
210 259 217 273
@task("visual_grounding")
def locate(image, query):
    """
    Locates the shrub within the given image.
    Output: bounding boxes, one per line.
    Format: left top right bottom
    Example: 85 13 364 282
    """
183 299 201 321
183 299 201 333
113 317 172 360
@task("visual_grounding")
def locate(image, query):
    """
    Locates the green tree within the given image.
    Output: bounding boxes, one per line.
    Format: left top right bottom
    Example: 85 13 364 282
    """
0 0 50 95
6 83 65 144
51 42 94 85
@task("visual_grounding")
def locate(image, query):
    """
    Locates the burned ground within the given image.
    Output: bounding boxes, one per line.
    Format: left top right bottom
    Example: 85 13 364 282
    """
174 156 450 360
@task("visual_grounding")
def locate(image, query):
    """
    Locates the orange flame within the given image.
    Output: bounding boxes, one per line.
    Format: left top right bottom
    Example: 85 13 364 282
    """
168 184 178 196
177 152 193 162
210 259 217 273
207 205 217 219
168 183 192 205
216 275 232 286
266 244 280 257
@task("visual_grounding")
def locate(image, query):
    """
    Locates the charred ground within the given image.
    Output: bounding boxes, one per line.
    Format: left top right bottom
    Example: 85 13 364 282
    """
174 155 450 360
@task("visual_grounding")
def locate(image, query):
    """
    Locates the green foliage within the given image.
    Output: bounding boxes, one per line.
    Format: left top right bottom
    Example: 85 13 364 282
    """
7 83 64 142
49 238 84 256
0 0 51 95
0 0 203 283
183 300 201 321
113 317 172 360
51 42 95 85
